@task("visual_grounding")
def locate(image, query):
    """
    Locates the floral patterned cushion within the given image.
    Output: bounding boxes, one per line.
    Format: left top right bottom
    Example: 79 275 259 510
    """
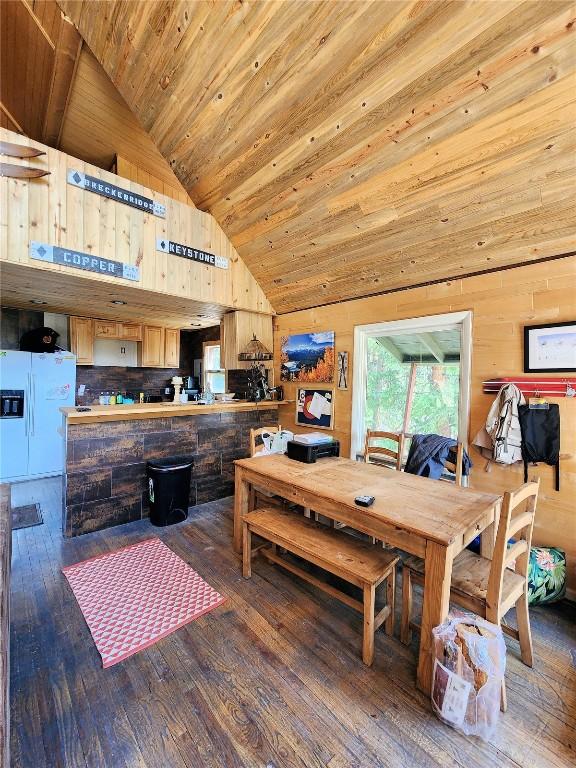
528 547 566 605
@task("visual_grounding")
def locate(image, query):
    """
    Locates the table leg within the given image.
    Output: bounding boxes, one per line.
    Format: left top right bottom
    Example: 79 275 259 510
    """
417 540 453 695
234 467 250 553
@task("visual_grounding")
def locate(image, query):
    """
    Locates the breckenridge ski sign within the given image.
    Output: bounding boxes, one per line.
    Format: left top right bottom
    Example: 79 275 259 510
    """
156 237 229 270
67 169 166 217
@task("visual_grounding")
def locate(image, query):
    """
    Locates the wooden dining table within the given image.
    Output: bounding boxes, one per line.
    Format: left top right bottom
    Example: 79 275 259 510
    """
233 454 502 695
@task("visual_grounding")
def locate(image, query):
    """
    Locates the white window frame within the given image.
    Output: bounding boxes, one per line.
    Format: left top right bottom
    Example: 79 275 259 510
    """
350 311 473 460
203 341 225 393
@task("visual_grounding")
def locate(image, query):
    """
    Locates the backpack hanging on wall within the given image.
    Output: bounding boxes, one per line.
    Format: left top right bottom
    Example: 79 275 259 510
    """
518 403 561 491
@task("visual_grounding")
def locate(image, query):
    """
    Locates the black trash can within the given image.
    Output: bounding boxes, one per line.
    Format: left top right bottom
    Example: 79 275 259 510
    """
147 457 193 526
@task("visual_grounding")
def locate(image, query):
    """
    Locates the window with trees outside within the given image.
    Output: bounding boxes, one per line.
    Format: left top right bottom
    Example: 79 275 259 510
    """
203 343 225 394
352 313 471 464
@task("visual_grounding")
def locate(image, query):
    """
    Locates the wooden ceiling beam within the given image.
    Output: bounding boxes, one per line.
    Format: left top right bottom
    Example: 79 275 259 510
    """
42 16 82 147
417 334 445 364
376 337 404 364
0 101 24 134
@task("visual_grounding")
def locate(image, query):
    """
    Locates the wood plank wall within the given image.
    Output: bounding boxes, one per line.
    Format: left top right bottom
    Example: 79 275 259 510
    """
273 257 576 596
115 155 192 208
0 127 272 320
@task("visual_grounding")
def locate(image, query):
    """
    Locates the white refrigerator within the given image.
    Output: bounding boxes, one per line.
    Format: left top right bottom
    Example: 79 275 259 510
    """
0 350 76 482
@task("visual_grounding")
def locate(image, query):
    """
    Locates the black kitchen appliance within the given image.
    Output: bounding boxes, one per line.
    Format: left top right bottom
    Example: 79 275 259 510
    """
246 364 270 402
286 439 340 464
183 375 200 399
0 390 24 419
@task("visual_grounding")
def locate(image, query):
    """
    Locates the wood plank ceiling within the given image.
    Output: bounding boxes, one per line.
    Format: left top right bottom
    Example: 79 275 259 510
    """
1 0 81 142
53 2 576 312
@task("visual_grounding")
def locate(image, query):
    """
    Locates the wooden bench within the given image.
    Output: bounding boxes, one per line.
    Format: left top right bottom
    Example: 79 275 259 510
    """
242 508 399 665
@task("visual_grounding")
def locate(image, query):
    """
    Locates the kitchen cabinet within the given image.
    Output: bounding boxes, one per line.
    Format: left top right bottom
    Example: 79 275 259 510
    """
164 329 181 368
220 311 273 371
94 320 119 338
141 326 165 367
69 317 94 365
70 317 176 368
118 323 143 341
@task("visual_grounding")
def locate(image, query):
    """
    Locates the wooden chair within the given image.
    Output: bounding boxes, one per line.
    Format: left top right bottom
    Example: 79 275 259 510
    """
364 430 405 471
249 424 281 458
243 507 399 666
442 442 464 486
400 479 540 711
363 431 405 544
248 425 282 511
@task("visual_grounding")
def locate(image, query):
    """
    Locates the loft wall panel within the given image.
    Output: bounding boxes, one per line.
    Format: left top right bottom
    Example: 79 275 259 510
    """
0 128 273 326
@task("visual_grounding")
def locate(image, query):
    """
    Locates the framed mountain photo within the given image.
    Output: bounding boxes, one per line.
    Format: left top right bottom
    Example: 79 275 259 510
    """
280 331 335 382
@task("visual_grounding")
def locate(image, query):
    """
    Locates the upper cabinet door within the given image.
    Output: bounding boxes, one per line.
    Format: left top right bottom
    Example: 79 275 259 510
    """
94 320 120 339
164 329 180 368
118 323 143 341
141 326 165 367
69 317 94 365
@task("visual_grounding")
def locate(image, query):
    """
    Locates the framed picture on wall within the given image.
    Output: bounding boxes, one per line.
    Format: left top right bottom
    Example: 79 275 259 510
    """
295 387 334 430
337 351 349 389
524 321 576 373
280 331 335 382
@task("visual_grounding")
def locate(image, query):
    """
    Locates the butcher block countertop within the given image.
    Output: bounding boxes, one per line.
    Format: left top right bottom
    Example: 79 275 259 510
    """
61 400 287 425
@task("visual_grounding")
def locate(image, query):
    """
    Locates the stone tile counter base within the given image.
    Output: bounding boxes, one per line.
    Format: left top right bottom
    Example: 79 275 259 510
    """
65 408 278 536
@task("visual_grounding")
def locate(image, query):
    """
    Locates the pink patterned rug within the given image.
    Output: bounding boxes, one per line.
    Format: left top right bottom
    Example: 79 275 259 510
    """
63 537 225 667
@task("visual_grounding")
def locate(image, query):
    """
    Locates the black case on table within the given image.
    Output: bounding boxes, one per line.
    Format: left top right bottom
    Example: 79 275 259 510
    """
286 439 340 464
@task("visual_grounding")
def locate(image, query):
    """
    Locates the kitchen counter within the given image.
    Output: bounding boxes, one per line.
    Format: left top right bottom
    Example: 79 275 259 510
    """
61 400 285 537
61 400 289 424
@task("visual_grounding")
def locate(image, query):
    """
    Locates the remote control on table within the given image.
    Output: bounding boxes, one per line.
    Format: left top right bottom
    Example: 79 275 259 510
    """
355 495 375 507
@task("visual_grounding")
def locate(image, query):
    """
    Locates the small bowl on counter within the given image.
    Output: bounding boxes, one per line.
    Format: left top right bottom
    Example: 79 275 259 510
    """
214 392 236 402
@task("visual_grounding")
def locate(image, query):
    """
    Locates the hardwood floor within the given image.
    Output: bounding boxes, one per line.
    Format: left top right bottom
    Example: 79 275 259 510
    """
10 478 576 767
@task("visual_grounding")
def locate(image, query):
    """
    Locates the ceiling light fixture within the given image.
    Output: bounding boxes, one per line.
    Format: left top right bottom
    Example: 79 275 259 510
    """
111 300 127 305
30 299 47 305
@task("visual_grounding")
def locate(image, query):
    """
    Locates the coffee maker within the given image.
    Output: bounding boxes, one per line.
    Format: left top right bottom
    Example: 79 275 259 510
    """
246 364 271 402
183 375 200 399
238 334 274 403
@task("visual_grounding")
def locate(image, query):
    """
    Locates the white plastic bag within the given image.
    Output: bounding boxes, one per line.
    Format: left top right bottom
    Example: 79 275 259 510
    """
431 614 506 740
255 430 294 456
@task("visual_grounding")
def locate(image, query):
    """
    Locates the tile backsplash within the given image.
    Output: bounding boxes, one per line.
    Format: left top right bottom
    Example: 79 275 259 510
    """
75 366 186 404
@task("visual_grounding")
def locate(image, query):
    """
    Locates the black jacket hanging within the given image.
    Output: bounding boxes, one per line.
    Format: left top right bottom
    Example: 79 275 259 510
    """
518 404 560 491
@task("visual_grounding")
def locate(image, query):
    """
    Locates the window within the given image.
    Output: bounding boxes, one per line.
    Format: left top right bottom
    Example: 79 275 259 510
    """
203 342 225 393
351 312 472 461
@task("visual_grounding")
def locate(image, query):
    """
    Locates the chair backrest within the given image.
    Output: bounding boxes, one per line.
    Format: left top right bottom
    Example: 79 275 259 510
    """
364 430 404 471
486 479 540 611
250 425 281 457
443 442 464 487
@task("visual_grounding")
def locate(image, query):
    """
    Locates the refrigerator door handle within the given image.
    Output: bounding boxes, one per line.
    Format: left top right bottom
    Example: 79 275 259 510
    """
29 373 36 436
24 373 30 436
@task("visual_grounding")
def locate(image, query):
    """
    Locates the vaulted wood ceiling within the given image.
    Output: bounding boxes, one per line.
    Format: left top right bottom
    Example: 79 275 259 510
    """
58 2 576 312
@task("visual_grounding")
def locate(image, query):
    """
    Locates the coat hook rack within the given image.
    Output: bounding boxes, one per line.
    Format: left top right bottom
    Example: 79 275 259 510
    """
482 377 576 398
